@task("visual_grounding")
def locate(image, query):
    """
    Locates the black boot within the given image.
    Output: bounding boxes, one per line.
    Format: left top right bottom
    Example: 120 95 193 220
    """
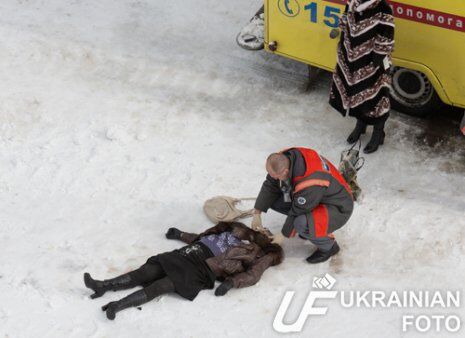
306 242 340 264
364 122 385 154
102 289 148 320
347 120 367 144
84 272 136 299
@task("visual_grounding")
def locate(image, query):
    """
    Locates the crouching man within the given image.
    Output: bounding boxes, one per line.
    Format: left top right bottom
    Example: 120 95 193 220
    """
252 147 354 263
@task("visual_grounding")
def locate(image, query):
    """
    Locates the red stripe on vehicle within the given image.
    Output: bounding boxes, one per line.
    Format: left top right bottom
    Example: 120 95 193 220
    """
322 0 465 33
391 2 465 33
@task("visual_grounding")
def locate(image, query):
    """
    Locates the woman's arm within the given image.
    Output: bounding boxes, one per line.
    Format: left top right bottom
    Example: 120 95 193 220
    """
196 222 231 238
373 5 395 67
215 254 275 296
165 227 199 244
165 222 231 244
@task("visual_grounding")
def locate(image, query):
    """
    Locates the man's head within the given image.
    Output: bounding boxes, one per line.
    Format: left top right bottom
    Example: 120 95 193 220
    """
266 153 290 181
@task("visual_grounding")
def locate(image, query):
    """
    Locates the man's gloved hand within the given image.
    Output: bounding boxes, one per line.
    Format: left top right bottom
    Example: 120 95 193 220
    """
165 227 182 240
251 212 264 231
271 233 286 245
215 279 234 296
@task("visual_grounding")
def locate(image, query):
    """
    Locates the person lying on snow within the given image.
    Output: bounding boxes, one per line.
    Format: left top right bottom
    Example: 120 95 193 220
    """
83 222 283 320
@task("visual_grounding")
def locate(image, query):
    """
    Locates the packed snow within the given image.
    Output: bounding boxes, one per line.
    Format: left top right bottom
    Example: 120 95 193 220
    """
0 1 464 337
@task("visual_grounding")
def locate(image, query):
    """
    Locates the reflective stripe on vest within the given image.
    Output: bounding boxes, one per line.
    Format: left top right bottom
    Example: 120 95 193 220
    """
294 179 330 193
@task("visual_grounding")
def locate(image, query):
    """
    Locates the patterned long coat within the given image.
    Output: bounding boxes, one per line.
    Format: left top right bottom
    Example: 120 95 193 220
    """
329 0 395 125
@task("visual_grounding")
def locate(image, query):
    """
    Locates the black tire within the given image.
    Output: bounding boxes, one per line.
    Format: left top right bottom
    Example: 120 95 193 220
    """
390 67 442 118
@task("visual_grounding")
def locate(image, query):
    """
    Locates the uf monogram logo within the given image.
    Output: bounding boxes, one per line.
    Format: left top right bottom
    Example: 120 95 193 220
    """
273 274 338 333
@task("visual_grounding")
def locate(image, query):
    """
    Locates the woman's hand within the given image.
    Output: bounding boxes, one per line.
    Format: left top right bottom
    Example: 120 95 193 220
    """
271 233 285 245
215 280 234 296
165 227 182 240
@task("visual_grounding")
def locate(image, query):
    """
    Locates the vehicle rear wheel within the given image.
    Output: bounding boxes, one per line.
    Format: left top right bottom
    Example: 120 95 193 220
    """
390 67 442 118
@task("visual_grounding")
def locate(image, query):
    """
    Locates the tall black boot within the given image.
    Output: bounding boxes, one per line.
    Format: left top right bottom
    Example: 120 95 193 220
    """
364 121 386 154
84 272 137 299
347 119 367 144
102 289 148 320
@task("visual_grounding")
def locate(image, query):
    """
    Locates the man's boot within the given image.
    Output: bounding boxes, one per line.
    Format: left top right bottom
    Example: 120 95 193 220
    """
347 119 367 144
102 289 148 320
84 272 136 299
364 121 386 154
306 242 340 264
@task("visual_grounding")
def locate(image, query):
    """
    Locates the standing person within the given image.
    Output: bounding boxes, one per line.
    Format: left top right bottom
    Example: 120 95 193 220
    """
329 0 395 154
252 148 354 263
83 222 282 320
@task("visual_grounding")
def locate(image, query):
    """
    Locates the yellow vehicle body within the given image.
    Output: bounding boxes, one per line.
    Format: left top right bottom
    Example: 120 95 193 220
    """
265 0 465 109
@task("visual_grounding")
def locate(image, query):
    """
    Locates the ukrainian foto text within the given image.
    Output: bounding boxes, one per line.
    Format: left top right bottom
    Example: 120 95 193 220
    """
340 290 460 308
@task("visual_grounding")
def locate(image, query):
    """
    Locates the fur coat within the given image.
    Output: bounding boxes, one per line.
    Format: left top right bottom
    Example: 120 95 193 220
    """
329 0 395 124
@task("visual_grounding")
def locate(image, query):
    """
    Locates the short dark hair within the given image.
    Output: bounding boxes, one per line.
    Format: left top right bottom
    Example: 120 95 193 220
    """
266 153 290 174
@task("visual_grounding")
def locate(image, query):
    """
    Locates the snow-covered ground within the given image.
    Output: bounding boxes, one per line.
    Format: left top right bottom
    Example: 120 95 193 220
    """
0 1 464 337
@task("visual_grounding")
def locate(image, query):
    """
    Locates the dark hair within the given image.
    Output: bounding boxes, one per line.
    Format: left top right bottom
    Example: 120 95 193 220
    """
249 229 284 266
261 243 284 266
252 230 272 247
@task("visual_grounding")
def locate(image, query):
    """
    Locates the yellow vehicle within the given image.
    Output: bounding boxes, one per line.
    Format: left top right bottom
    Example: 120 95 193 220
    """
264 0 465 117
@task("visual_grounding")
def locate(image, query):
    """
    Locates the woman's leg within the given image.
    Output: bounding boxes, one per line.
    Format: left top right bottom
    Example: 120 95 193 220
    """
364 119 386 154
128 261 166 286
102 277 175 320
84 272 137 299
143 276 175 301
347 118 367 144
84 261 166 299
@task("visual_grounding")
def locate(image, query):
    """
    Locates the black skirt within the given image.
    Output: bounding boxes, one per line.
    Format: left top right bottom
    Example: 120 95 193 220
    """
146 242 216 301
